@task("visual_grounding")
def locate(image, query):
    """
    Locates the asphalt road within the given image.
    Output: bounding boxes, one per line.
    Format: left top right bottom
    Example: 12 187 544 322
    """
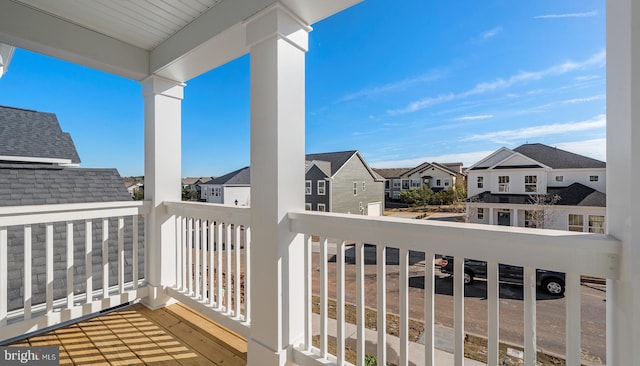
312 243 607 364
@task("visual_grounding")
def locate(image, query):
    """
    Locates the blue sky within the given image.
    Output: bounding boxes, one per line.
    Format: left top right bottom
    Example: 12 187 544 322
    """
0 0 606 177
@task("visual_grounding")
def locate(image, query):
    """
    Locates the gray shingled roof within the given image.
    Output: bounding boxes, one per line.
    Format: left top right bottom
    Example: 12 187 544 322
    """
513 143 606 169
471 183 606 207
0 106 81 164
305 150 357 176
204 166 250 185
373 168 411 179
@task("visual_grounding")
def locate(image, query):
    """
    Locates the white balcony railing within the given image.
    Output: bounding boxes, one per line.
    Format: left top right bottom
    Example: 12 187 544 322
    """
164 201 251 338
0 201 622 365
288 211 620 366
0 201 150 343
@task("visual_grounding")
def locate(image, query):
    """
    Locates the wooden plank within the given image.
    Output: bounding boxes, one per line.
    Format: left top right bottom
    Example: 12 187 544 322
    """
304 234 312 350
161 303 247 357
139 304 245 366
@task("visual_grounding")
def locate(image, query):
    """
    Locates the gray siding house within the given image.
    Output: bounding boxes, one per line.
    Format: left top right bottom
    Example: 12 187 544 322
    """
305 150 385 216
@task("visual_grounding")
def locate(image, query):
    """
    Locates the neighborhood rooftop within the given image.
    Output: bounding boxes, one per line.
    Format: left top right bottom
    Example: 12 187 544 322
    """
0 105 81 164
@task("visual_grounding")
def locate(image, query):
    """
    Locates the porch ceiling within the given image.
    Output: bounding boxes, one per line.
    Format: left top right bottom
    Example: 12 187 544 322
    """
0 0 361 82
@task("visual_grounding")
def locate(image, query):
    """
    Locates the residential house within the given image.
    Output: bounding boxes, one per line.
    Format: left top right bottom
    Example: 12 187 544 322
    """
305 150 385 215
374 162 466 200
402 161 466 193
373 167 409 199
0 2 635 365
203 151 385 215
0 105 140 312
182 176 213 199
201 167 251 206
466 143 606 232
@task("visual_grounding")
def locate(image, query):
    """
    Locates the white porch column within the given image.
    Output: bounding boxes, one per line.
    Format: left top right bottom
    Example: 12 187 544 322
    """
489 207 495 225
606 0 640 364
511 208 518 227
245 4 310 365
141 75 184 309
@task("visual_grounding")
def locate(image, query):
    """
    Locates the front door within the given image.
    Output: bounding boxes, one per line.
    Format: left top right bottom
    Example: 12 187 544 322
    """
498 211 511 226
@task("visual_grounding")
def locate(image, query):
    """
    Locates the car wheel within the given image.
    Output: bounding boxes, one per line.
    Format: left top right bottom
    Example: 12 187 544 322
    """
463 270 474 285
542 277 565 295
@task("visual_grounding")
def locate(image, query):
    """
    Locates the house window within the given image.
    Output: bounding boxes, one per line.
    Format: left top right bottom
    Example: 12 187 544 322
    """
317 181 326 195
305 180 311 195
411 179 421 188
590 175 599 182
568 214 584 232
305 203 312 211
525 175 537 192
436 179 441 186
392 191 401 199
555 176 564 182
317 203 326 212
402 180 409 189
353 182 358 196
588 215 605 233
498 176 509 192
477 176 484 189
524 210 537 228
385 181 390 189
362 181 365 191
392 179 401 188
477 208 484 220
444 179 450 187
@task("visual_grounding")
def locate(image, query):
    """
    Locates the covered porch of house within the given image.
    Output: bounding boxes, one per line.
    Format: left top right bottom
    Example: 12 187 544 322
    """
1 1 639 365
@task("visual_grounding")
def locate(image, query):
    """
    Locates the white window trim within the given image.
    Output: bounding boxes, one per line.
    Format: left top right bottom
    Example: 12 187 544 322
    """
362 181 366 191
568 213 584 232
590 175 599 182
477 176 484 189
305 203 312 211
498 176 509 193
305 180 312 195
317 203 326 212
525 175 537 193
317 180 326 195
353 181 358 196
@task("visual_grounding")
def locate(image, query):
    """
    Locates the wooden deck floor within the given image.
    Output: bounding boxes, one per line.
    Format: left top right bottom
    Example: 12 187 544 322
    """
8 303 247 365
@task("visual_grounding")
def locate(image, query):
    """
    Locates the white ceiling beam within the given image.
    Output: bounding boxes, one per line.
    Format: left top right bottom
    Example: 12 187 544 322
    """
0 0 149 80
151 0 363 82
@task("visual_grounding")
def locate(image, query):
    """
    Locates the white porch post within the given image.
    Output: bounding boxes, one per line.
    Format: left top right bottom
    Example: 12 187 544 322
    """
245 4 310 365
511 208 518 227
489 207 495 225
606 0 640 364
141 75 184 309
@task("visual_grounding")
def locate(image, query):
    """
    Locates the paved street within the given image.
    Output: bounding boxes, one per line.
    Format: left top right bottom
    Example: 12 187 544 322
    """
311 242 606 364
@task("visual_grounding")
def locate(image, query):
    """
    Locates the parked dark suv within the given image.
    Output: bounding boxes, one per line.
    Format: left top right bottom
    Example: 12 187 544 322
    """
440 257 565 296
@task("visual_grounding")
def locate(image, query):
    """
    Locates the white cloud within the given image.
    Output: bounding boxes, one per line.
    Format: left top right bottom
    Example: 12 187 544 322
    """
480 27 502 41
372 150 496 169
389 51 606 115
336 71 444 103
534 11 598 19
456 114 494 121
461 114 606 143
562 94 605 104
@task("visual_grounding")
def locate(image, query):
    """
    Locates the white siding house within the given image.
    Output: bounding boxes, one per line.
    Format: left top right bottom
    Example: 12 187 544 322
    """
201 167 251 206
466 143 606 232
